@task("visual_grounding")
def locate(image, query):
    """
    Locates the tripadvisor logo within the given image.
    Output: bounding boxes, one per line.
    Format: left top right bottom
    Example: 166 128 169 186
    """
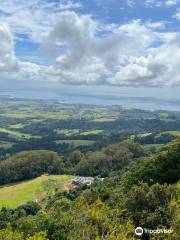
135 227 173 236
135 227 143 236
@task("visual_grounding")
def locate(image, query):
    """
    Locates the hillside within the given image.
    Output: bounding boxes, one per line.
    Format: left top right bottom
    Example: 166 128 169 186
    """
0 141 179 239
0 150 65 185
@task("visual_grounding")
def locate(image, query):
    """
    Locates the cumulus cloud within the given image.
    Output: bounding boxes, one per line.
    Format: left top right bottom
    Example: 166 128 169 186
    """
0 0 83 43
0 0 49 42
0 23 18 71
0 23 47 81
46 12 180 86
46 13 158 85
0 1 180 87
108 37 180 86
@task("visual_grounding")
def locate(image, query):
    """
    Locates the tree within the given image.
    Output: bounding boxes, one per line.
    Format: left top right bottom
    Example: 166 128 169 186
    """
27 232 48 240
0 226 23 240
125 183 177 229
67 150 84 166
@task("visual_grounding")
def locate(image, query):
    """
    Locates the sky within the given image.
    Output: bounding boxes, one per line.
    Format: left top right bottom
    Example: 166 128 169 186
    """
0 0 180 89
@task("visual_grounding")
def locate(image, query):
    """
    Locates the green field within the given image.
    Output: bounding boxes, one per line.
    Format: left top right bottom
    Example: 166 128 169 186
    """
0 175 74 208
55 128 80 136
163 131 180 137
9 124 25 129
0 141 15 149
80 130 104 135
0 127 32 140
0 110 70 120
144 143 165 151
56 139 95 146
92 117 117 122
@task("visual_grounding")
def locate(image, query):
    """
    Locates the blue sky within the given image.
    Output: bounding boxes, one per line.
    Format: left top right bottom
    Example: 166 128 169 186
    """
81 0 179 24
0 0 180 88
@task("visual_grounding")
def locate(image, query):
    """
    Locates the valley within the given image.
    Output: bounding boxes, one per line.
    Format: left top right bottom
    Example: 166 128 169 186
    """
0 97 179 239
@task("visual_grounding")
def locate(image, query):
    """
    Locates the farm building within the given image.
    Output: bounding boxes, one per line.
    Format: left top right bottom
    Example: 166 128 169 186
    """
72 177 94 187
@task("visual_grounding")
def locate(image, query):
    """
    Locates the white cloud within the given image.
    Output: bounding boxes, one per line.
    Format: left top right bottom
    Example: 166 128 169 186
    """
0 23 18 72
59 1 83 10
0 0 51 42
173 8 180 19
145 0 180 7
0 0 83 43
0 2 180 87
0 23 47 81
145 0 163 8
165 0 178 6
45 12 180 86
46 13 158 84
108 33 180 86
146 21 166 30
126 0 135 8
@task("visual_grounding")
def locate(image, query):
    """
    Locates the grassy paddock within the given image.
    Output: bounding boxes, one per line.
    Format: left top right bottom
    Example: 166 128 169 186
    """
0 127 32 139
0 141 15 149
56 139 95 147
80 130 104 135
163 131 180 137
0 175 74 208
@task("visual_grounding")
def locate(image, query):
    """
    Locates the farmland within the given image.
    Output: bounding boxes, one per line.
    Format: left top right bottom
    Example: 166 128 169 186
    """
0 97 180 160
0 175 74 208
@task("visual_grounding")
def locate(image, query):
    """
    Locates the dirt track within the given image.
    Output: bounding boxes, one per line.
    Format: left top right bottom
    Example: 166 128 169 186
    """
64 182 76 191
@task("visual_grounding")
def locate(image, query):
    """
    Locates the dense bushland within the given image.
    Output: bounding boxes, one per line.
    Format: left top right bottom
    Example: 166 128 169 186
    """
0 150 64 185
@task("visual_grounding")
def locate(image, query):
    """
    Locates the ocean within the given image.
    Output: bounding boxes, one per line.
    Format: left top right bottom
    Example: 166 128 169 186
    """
0 84 180 111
